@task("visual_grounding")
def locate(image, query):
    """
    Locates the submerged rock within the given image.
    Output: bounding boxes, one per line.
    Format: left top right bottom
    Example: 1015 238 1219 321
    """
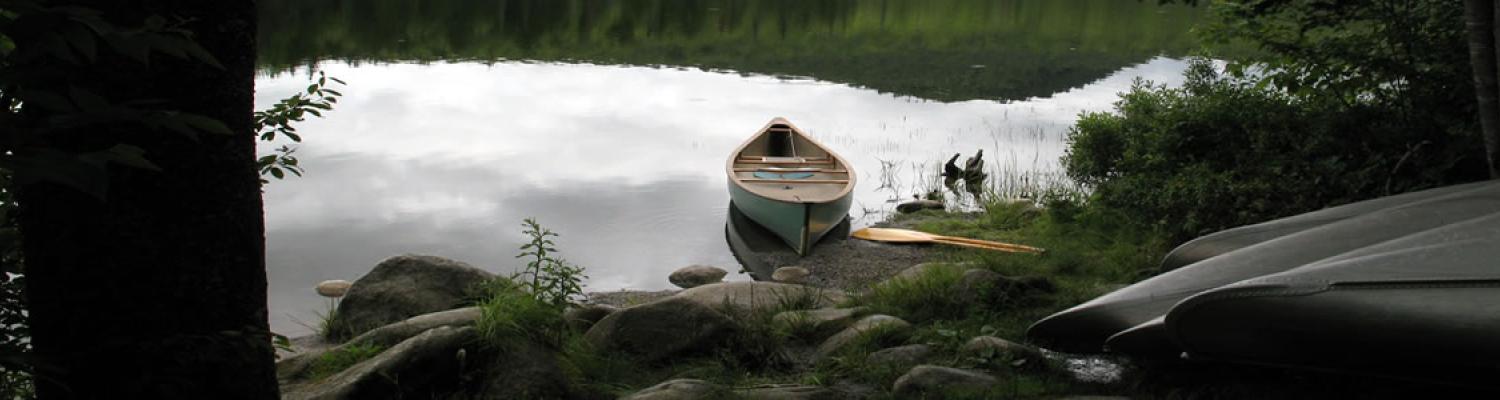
676 281 847 313
584 297 736 362
327 255 494 340
891 365 998 398
668 265 729 288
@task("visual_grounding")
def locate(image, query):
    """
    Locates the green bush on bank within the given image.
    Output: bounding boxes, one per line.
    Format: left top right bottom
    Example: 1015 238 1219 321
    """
1064 59 1486 242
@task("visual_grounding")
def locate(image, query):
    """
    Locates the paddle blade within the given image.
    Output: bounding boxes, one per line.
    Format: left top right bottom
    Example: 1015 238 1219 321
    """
852 227 935 243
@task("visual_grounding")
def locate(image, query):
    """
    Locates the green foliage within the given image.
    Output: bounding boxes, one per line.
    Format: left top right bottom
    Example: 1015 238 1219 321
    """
255 70 344 182
515 218 587 308
1064 58 1486 241
473 277 567 349
858 263 968 324
307 343 385 380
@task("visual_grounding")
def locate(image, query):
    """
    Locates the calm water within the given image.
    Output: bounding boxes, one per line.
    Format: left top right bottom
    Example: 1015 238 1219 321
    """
256 0 1202 334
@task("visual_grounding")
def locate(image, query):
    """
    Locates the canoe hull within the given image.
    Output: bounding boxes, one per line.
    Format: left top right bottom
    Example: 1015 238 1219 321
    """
728 182 852 255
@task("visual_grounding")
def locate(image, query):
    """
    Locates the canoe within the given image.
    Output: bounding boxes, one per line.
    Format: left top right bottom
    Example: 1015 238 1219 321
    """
724 201 850 280
1164 211 1500 386
1157 180 1495 272
1028 180 1500 354
726 118 855 255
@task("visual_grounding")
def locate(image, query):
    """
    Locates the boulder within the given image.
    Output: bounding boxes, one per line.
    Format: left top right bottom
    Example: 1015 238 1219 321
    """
584 297 736 362
814 315 911 360
676 282 847 313
282 326 481 400
773 307 862 341
476 341 571 399
961 335 1042 365
327 255 494 340
956 269 1022 304
865 344 933 368
563 303 619 331
896 199 944 213
888 262 974 283
621 379 727 400
738 384 839 399
891 365 998 398
279 307 481 380
771 266 811 284
668 265 728 288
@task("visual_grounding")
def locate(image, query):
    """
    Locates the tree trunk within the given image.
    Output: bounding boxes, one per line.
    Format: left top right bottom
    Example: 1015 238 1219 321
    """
1468 0 1500 178
16 1 277 399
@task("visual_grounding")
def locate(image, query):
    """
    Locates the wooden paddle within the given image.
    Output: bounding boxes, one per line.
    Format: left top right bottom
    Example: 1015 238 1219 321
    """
852 227 1046 254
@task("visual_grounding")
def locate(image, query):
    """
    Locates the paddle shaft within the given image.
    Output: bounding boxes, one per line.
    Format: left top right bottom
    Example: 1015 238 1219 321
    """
931 235 1045 253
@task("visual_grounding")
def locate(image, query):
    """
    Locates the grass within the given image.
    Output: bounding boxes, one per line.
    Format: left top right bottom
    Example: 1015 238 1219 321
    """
307 343 386 380
473 277 568 349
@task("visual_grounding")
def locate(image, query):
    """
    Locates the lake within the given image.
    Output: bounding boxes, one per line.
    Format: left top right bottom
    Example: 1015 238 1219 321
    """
255 0 1203 335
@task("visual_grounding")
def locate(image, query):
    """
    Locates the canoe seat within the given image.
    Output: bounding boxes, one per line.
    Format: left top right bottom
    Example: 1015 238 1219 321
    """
740 178 849 184
753 171 815 180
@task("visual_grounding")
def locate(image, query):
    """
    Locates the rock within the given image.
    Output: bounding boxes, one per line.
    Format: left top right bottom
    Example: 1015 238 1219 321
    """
814 315 910 360
956 269 1022 304
282 326 481 400
1018 276 1057 294
890 365 998 398
773 307 862 341
476 340 570 400
317 280 353 298
584 297 736 362
896 199 944 214
771 266 811 284
961 336 1043 365
865 344 933 368
279 307 482 380
668 265 728 288
327 255 494 340
738 384 839 399
563 303 618 331
621 379 726 400
890 262 974 282
676 282 847 313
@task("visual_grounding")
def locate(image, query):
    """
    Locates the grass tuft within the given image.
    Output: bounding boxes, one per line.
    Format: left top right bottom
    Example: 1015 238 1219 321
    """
307 343 385 380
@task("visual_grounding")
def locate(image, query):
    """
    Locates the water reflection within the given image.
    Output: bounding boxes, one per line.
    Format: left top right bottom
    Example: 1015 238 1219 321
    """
258 58 1190 334
259 0 1201 102
725 202 851 280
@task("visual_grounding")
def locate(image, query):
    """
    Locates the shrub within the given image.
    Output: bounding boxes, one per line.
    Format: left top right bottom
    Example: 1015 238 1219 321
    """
1064 59 1486 242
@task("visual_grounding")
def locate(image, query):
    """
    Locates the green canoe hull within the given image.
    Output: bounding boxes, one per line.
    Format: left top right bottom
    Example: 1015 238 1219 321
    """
728 182 852 255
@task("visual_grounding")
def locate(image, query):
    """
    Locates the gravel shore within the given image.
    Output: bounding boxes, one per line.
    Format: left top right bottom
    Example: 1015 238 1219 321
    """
586 211 978 306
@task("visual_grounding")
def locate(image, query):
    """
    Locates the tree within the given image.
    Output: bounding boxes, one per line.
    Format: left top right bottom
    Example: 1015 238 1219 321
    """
9 0 278 398
1465 0 1500 178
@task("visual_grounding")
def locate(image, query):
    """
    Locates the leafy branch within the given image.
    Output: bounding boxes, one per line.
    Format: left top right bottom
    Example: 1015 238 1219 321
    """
255 70 343 182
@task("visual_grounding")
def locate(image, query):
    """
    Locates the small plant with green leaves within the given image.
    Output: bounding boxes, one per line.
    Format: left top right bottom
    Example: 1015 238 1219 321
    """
515 218 587 308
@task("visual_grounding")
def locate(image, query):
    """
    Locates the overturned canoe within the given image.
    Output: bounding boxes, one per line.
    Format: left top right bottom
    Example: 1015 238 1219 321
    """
1166 211 1500 385
726 118 855 255
1028 180 1500 354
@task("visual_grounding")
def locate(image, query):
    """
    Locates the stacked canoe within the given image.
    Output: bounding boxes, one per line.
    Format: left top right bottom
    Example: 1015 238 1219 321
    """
1028 180 1500 386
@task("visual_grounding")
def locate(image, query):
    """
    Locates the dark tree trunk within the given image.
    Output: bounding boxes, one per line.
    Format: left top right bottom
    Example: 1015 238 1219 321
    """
16 1 277 399
1467 0 1500 178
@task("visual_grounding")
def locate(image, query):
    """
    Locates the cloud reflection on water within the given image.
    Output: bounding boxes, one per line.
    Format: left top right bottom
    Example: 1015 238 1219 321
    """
257 58 1189 334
